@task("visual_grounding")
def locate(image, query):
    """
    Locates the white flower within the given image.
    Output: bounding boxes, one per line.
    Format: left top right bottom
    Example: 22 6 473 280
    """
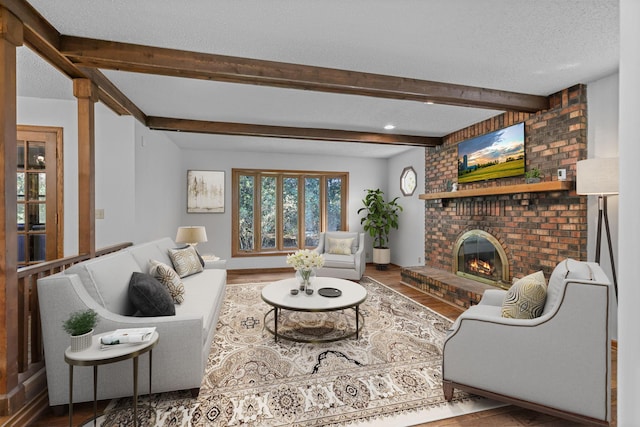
286 249 325 271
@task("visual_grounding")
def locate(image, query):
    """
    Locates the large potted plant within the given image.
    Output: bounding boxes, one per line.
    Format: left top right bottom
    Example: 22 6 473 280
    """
358 189 403 270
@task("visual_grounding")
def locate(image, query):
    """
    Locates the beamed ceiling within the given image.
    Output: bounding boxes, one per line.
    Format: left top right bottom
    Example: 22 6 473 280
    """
8 0 619 158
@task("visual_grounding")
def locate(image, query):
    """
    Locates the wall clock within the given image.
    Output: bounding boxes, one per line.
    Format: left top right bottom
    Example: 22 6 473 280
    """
400 166 417 196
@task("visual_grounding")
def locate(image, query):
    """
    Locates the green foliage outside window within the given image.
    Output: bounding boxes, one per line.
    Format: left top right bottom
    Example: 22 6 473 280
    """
235 170 347 255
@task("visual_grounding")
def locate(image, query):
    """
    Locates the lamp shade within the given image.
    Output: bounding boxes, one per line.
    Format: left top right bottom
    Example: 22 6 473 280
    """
175 226 208 245
576 157 619 195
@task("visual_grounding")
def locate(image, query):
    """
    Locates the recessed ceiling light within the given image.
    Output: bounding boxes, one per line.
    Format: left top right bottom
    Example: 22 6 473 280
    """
384 124 396 130
425 101 435 105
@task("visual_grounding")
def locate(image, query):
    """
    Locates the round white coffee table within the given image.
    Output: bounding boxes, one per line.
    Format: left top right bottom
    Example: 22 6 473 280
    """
261 277 367 343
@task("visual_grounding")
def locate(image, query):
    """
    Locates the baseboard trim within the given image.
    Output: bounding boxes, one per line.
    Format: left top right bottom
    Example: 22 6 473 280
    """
0 390 49 427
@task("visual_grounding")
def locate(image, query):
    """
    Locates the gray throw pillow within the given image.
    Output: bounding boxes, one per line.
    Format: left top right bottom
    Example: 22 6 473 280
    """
128 272 175 317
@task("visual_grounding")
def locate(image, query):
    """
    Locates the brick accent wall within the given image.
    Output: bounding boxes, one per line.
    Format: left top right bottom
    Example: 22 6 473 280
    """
423 85 588 281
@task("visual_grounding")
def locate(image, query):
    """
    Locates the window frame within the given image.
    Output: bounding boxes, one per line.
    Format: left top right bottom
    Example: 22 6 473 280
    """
232 169 348 257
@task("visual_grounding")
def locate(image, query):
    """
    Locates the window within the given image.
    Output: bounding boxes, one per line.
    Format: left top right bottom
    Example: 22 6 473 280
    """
232 169 348 256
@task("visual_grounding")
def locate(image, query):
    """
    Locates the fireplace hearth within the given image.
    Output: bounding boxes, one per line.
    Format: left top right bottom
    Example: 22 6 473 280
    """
453 230 509 289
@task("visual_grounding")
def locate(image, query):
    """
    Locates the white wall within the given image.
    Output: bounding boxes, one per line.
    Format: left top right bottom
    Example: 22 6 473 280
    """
586 72 619 283
586 72 619 340
618 0 640 423
18 96 148 253
388 147 426 267
180 148 387 269
133 123 183 244
95 106 137 247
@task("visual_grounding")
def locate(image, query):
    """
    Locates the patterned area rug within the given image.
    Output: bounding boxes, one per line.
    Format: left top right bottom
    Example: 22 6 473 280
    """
99 277 501 426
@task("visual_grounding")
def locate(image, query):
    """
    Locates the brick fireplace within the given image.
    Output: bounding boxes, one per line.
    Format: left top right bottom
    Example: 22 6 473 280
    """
453 229 509 289
401 85 588 308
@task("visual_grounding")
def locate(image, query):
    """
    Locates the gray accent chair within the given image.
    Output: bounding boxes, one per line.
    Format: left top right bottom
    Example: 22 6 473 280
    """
442 259 613 426
314 232 366 281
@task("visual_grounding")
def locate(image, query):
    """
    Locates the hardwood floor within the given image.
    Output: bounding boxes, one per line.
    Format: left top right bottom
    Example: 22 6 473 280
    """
26 264 616 426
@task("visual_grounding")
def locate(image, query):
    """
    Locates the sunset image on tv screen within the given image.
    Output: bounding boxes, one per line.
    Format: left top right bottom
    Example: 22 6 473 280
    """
457 122 525 183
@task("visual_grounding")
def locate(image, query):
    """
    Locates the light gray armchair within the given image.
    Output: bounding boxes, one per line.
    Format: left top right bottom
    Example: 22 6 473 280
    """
314 232 366 280
442 259 613 426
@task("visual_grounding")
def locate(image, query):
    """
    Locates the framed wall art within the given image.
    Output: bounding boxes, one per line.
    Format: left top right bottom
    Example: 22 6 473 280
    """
187 170 225 213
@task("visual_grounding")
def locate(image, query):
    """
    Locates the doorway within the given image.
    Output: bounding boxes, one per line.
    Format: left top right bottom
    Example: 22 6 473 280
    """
17 125 63 267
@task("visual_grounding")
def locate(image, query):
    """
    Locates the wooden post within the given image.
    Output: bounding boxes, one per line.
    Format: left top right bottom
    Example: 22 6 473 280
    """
73 79 97 257
0 7 23 416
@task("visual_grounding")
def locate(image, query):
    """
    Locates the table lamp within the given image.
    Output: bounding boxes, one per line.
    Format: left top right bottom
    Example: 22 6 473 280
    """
576 157 618 297
175 226 208 246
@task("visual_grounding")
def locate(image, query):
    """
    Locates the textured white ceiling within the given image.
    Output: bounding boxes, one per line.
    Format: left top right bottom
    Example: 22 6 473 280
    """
18 0 619 158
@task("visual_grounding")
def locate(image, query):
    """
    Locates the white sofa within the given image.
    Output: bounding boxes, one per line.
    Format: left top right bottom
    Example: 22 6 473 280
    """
442 259 613 425
314 232 366 280
37 237 226 407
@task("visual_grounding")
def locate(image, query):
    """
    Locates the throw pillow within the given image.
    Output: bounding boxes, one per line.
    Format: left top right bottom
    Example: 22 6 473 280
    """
174 245 205 268
327 237 354 255
168 246 204 278
128 272 175 316
502 270 547 319
149 259 185 304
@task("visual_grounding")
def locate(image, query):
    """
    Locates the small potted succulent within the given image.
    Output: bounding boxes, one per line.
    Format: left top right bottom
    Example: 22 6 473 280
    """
63 309 98 352
524 167 542 184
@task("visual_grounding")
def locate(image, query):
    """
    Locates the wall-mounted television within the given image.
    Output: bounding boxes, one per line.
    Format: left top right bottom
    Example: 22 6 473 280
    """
457 122 525 183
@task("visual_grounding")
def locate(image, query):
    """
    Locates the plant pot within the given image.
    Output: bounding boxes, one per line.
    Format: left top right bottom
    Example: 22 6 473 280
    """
373 248 391 270
525 177 541 184
70 329 93 352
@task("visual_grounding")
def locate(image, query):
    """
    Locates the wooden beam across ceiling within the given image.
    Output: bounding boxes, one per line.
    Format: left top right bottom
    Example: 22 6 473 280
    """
147 117 443 146
60 36 549 113
0 0 145 121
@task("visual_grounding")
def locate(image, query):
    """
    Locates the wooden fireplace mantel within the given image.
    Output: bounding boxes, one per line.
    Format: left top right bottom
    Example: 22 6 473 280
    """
419 180 574 201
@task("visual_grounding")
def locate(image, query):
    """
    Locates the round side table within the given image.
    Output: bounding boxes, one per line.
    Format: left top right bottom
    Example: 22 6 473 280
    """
64 331 159 427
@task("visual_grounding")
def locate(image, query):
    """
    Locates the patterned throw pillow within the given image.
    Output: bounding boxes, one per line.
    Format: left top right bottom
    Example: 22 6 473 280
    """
149 259 185 304
501 271 547 319
168 246 204 278
327 237 354 255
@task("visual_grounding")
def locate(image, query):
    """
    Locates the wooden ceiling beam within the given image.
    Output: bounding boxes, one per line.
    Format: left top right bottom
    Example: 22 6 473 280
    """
61 36 549 113
21 27 134 117
0 0 58 48
1 0 145 121
78 66 147 123
147 117 443 147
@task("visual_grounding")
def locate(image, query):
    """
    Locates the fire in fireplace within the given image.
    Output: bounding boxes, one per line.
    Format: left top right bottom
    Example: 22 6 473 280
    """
467 258 495 276
453 230 509 288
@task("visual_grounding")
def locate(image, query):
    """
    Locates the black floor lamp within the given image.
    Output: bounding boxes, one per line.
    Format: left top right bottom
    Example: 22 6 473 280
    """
577 158 619 299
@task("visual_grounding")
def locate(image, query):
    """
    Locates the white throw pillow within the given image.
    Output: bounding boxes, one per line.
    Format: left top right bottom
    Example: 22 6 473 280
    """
327 237 355 255
149 259 185 304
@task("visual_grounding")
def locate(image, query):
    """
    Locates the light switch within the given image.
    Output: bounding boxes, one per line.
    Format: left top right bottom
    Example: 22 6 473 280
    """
95 209 105 219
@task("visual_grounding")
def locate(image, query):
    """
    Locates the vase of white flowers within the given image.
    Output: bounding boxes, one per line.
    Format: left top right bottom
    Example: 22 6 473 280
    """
286 249 325 294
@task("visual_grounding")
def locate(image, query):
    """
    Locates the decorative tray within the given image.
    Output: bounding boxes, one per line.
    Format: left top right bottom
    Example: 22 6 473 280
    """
318 287 342 298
